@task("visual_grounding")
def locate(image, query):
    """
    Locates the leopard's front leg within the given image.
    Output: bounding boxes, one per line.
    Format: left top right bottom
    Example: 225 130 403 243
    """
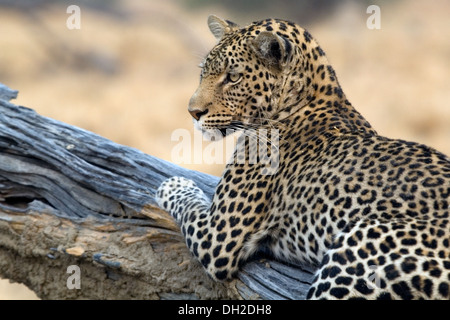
156 175 265 281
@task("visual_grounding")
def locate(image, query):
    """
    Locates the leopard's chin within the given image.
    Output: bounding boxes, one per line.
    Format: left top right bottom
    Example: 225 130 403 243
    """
199 127 232 141
202 129 225 141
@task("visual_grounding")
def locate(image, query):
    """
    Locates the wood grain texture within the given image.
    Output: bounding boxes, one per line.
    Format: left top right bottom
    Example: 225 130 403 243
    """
0 83 315 299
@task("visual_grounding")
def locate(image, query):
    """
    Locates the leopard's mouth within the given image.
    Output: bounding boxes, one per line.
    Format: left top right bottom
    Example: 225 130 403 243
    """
195 114 267 140
193 119 228 140
194 115 236 139
218 128 228 136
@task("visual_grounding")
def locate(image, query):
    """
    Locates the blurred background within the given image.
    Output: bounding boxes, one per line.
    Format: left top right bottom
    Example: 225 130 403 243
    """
0 0 449 299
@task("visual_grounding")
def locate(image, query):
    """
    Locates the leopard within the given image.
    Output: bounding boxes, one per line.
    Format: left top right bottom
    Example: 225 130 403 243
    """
155 15 450 299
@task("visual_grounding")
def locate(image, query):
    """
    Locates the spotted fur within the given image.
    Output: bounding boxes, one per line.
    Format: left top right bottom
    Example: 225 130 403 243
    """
156 15 450 299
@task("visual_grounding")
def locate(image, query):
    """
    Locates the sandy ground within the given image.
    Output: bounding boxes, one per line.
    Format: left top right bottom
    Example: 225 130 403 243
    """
0 0 448 299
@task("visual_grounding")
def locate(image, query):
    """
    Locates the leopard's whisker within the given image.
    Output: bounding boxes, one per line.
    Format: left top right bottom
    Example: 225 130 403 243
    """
226 123 280 154
231 115 286 128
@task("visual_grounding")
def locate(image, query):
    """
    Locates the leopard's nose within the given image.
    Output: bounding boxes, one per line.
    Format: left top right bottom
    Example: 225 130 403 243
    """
189 109 209 121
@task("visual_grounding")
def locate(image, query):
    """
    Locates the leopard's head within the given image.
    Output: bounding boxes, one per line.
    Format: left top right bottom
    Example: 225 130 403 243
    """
188 15 327 138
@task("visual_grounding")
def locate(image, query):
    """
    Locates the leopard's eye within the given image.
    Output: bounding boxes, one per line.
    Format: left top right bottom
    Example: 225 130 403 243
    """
226 73 242 84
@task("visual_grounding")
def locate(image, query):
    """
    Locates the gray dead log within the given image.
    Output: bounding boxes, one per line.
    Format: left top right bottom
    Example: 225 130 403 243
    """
0 83 315 299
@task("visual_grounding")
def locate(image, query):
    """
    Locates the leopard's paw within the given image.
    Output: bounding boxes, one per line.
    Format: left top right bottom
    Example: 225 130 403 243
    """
155 176 204 221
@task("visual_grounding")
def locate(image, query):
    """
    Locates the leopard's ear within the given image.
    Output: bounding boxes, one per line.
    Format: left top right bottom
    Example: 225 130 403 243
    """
250 31 292 71
208 15 239 41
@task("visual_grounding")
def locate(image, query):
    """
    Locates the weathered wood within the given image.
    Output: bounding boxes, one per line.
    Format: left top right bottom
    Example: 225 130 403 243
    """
0 83 315 299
